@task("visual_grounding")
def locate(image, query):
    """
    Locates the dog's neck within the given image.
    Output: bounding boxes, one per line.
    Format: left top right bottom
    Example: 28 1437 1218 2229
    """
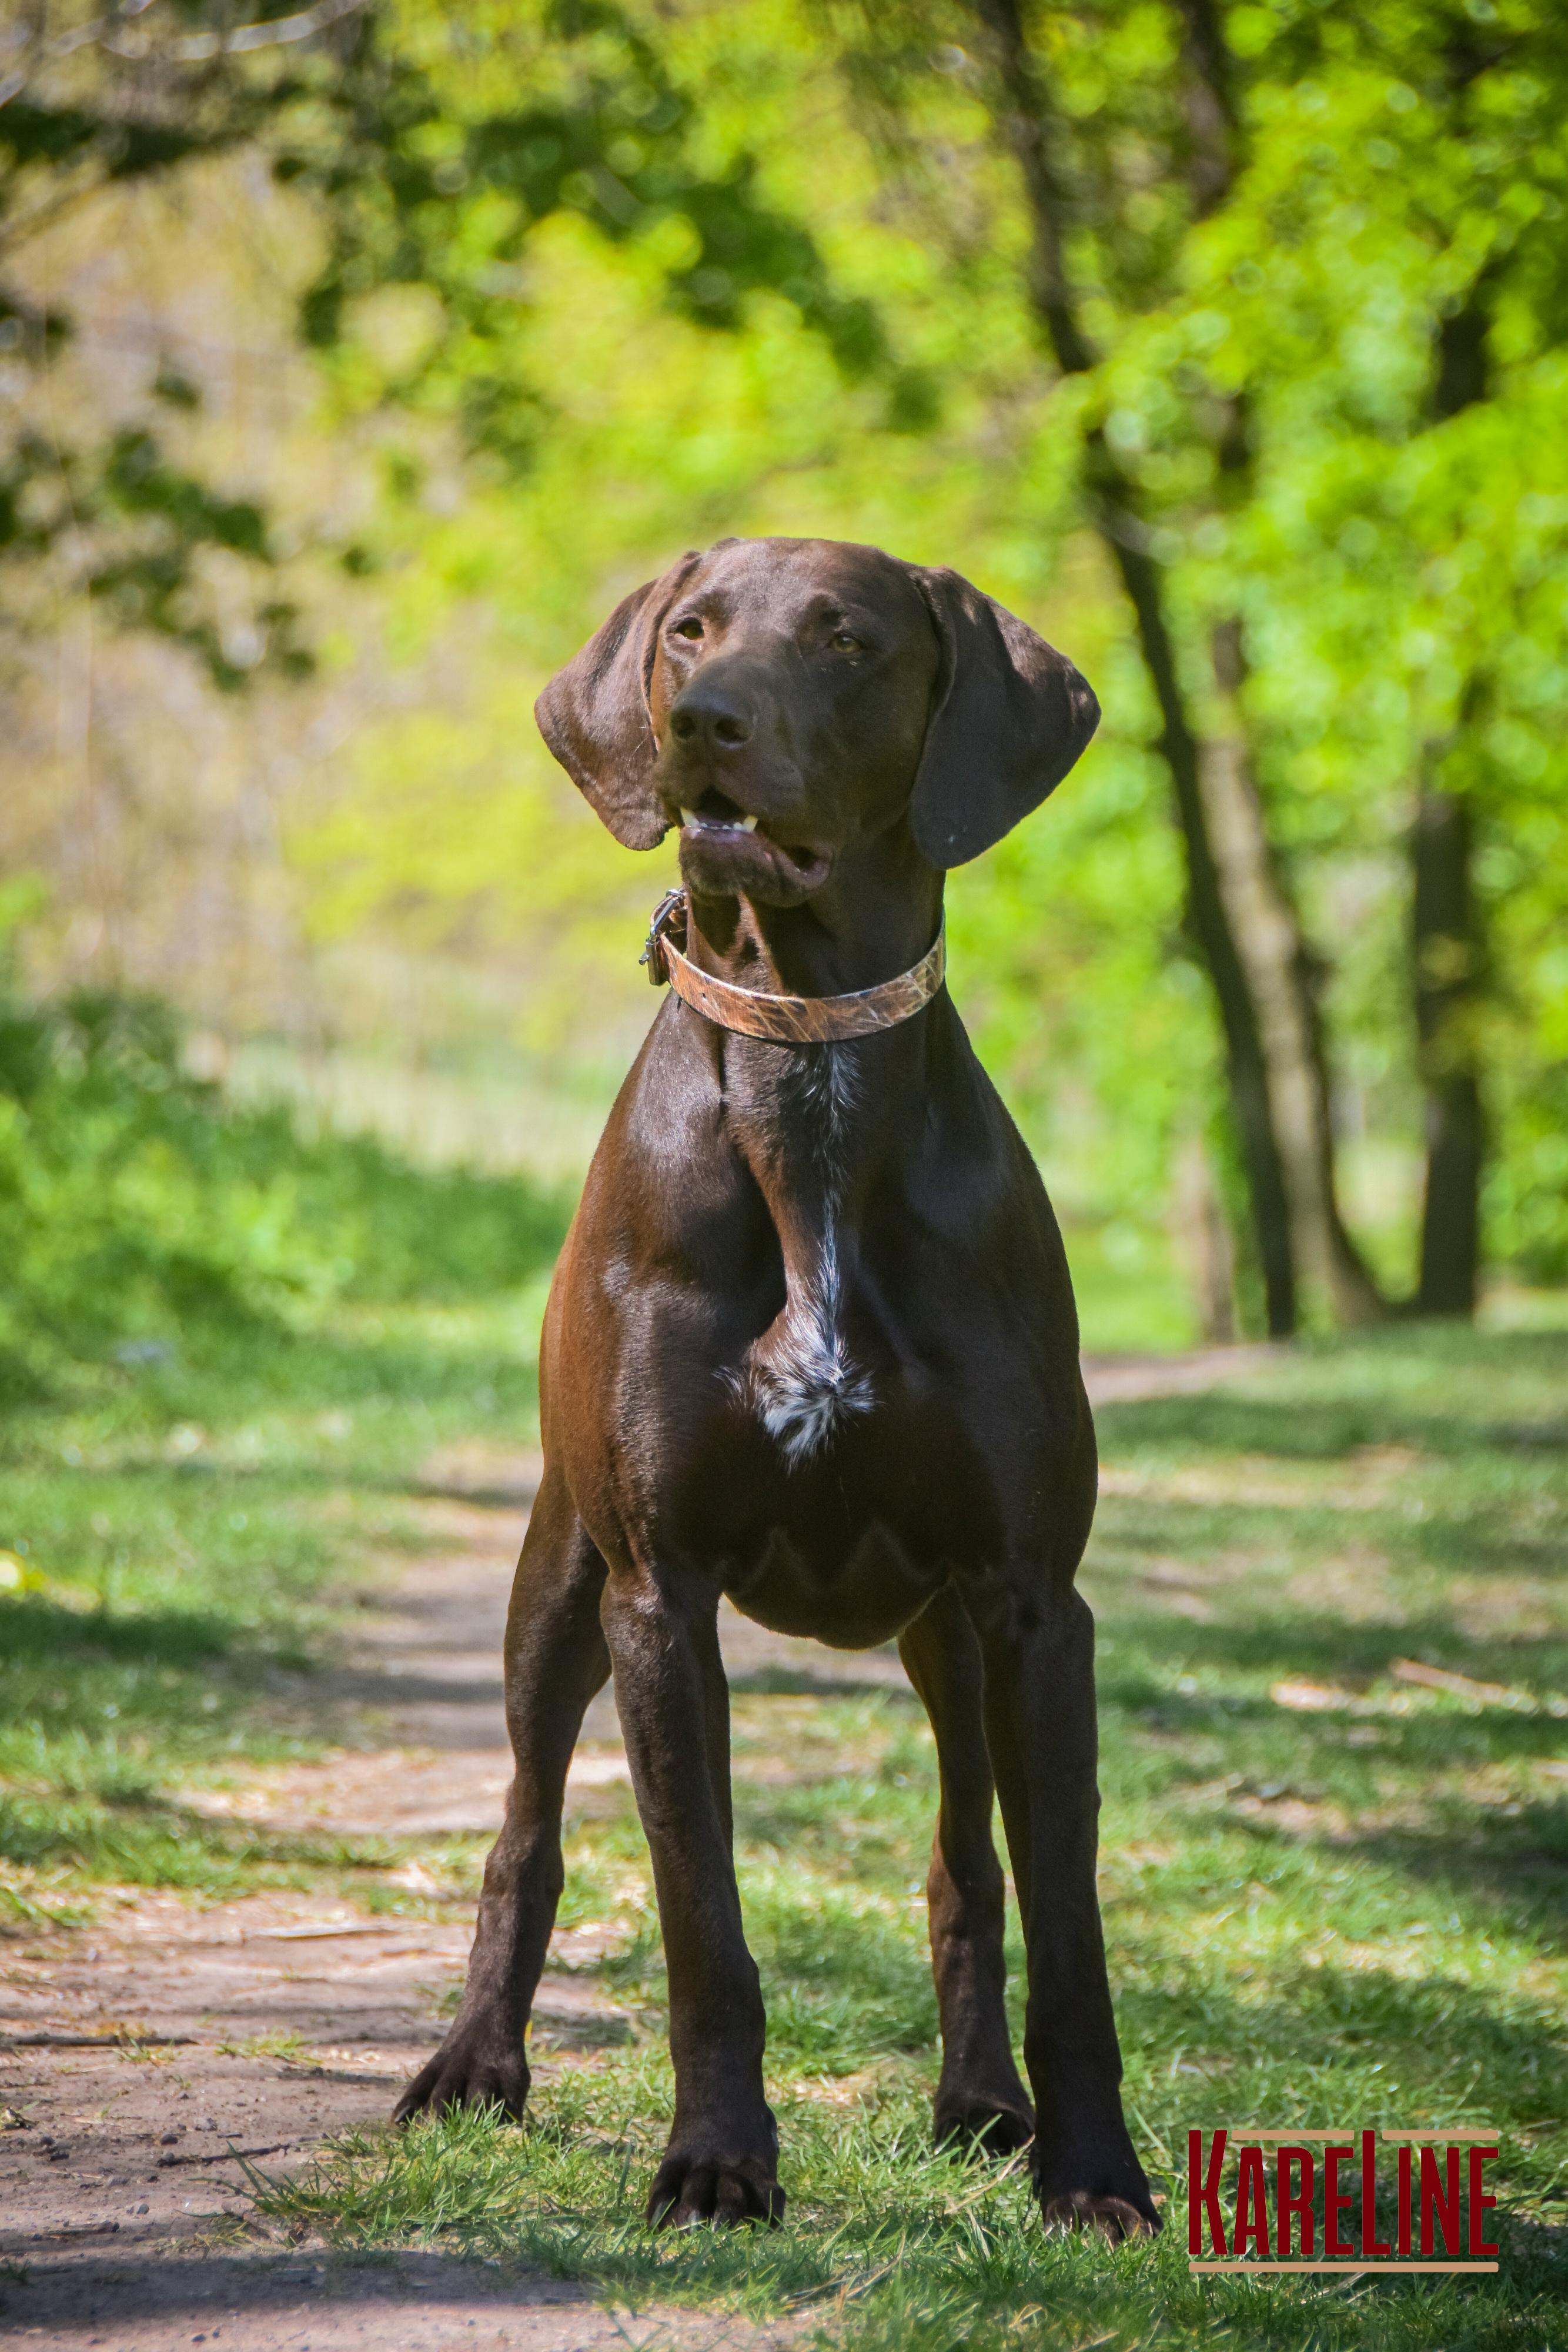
683 826 944 1207
683 824 943 1003
680 831 945 1465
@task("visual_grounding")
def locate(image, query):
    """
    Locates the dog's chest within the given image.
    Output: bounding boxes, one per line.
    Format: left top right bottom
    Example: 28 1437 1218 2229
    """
723 1517 940 1649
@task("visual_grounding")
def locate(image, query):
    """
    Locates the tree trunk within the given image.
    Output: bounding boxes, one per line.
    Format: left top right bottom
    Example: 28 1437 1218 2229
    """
1173 1134 1237 1342
1413 783 1483 1315
1099 507 1297 1332
1171 4 1386 1326
1407 290 1493 1314
1203 625 1387 1326
972 0 1298 1331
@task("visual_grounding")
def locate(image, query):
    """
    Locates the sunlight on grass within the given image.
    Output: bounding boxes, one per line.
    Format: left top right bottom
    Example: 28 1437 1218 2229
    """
0 1283 547 1905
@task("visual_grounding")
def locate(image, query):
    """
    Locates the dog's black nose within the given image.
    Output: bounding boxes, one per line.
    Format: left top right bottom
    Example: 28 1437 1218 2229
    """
668 683 754 752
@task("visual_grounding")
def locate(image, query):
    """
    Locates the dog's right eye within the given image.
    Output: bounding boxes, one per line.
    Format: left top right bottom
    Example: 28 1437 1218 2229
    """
671 616 704 641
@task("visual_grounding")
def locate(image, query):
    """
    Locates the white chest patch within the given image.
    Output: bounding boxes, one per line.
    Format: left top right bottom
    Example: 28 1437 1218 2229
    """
746 1235 874 1467
736 1044 874 1468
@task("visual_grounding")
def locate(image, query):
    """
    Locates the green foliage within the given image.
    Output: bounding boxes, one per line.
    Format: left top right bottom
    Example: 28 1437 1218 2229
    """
1489 1065 1568 1284
0 975 570 1401
0 96 212 185
0 9 317 683
1156 11 1568 1234
274 0 911 473
0 399 310 685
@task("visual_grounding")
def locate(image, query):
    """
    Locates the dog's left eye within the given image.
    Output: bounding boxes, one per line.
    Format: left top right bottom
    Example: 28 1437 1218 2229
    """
830 630 862 652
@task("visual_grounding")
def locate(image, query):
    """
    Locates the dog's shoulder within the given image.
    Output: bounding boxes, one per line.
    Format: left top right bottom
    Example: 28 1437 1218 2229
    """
573 1005 753 1242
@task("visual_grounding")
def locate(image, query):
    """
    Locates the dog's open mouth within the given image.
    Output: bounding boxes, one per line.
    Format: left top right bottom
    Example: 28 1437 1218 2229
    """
672 791 833 905
678 789 761 837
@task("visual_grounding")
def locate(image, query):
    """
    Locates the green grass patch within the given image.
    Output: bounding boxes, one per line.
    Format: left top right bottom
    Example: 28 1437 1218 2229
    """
0 981 566 1900
0 1289 556 1899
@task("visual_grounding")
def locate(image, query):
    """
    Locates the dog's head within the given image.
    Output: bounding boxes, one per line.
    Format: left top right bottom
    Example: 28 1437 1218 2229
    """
536 536 1099 906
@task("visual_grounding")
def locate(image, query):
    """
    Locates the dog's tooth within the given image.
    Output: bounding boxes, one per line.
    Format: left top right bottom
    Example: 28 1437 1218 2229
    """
680 807 755 833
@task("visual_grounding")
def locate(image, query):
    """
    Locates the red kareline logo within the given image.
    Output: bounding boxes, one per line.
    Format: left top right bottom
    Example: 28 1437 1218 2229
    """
1187 2128 1501 2274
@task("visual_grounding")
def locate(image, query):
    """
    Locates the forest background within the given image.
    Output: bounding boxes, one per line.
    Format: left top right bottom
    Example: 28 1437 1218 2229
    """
2 0 1566 1362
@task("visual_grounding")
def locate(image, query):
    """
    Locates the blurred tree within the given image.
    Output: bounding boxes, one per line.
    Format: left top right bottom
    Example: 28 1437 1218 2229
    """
270 0 924 476
0 2 331 683
1 0 908 681
1199 0 1568 1315
825 0 1404 1331
964 0 1311 1334
1398 32 1564 1317
1166 0 1386 1332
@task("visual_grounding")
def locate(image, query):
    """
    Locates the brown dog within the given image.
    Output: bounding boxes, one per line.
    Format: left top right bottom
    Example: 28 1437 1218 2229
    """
394 535 1158 2241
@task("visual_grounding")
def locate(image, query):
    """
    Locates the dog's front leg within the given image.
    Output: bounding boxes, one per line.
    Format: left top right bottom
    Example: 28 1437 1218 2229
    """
967 1577 1159 2241
394 1470 610 2126
602 1560 783 2227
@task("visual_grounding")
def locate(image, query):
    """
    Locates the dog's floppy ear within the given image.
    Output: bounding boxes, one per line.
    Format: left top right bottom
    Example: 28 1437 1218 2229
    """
535 552 701 848
905 564 1100 868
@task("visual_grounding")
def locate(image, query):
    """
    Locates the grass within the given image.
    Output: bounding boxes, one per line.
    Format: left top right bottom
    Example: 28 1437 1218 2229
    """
0 974 571 1904
0 1284 559 1909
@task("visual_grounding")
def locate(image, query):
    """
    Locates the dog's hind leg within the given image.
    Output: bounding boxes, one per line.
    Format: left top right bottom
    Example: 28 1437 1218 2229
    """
900 1586 1034 2156
393 1465 610 2124
968 1576 1158 2241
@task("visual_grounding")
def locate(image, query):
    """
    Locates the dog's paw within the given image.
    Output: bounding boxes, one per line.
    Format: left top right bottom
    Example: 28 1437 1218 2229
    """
1034 2133 1160 2242
645 2146 785 2229
1039 2189 1159 2243
934 2092 1035 2159
392 2030 529 2127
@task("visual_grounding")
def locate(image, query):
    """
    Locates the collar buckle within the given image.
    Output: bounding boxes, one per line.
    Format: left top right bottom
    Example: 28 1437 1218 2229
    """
640 887 687 987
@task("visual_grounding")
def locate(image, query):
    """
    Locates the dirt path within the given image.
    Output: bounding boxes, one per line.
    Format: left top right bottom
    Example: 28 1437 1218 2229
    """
0 1347 1273 2346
